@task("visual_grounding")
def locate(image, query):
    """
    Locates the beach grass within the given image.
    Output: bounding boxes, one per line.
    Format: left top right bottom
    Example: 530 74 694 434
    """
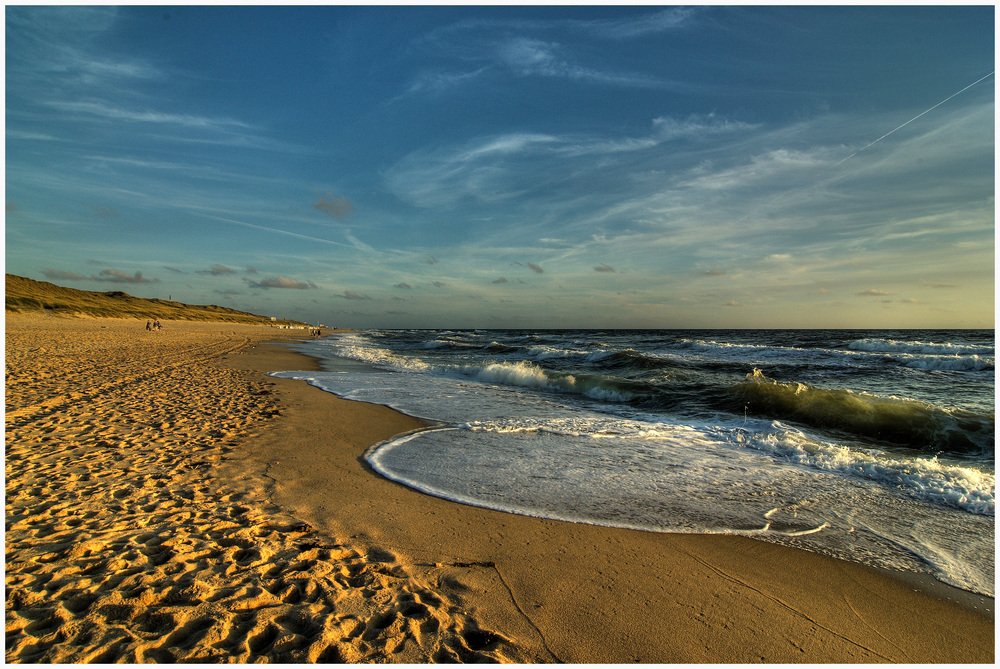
5 274 305 325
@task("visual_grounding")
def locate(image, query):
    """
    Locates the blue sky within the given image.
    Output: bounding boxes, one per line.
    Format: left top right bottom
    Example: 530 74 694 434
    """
5 5 994 328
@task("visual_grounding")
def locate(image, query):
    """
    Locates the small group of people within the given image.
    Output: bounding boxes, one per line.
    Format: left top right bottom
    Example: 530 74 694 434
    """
145 320 162 331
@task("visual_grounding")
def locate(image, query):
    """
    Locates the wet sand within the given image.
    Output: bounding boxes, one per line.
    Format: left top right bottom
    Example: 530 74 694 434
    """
5 314 994 663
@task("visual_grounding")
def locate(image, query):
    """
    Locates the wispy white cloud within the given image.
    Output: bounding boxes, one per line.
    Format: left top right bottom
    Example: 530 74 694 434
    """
6 6 991 329
84 155 295 186
495 36 675 88
677 147 838 192
6 6 158 86
399 68 488 98
6 130 61 142
652 114 758 141
427 7 697 44
378 88 992 327
385 115 753 208
411 9 701 98
48 101 253 131
8 6 303 161
571 8 698 39
498 37 559 74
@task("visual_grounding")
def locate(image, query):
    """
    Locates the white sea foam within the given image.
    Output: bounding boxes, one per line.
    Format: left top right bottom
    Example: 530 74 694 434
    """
283 329 995 596
900 354 994 371
469 360 557 388
846 339 995 371
459 360 638 402
365 415 994 595
315 335 433 373
848 338 993 356
526 345 585 359
678 339 810 358
738 424 995 516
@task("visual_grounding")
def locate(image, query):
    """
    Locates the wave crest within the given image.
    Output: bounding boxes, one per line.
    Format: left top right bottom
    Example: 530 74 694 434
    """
461 360 641 402
741 427 994 516
733 369 994 456
848 338 993 356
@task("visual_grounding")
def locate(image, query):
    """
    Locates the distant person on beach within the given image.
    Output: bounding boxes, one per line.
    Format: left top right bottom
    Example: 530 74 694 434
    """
146 321 151 331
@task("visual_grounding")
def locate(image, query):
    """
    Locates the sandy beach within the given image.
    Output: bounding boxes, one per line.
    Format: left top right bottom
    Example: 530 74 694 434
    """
5 314 994 663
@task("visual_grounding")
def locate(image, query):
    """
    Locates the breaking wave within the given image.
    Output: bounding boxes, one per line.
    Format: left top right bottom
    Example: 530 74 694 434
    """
848 338 993 356
733 369 994 456
458 360 643 403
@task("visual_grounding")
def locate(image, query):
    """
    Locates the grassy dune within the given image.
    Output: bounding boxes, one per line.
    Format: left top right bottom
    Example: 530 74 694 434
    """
5 274 300 324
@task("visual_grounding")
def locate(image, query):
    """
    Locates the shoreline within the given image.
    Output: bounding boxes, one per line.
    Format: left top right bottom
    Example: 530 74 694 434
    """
232 337 994 662
272 338 996 610
5 315 994 663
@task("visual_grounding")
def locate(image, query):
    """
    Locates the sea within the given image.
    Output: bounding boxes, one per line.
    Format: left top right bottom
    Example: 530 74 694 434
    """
275 329 995 597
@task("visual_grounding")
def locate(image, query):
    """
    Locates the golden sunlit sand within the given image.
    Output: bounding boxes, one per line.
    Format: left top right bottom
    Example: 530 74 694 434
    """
5 315 524 662
5 314 994 663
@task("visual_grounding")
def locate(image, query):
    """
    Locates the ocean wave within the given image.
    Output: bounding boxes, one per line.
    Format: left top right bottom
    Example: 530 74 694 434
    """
525 344 591 360
740 426 994 516
732 369 994 456
327 341 433 373
458 360 642 403
900 355 994 371
601 348 677 369
848 338 993 357
422 338 482 351
451 412 996 517
486 341 520 354
677 339 814 358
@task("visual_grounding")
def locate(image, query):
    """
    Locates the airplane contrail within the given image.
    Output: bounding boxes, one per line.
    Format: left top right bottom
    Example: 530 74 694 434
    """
836 70 994 166
202 213 363 250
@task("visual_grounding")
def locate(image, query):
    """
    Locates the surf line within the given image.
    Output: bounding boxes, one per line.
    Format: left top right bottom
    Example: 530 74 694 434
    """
836 70 995 167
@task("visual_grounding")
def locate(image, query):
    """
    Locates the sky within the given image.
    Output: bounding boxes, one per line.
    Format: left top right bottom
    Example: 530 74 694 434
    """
5 4 995 329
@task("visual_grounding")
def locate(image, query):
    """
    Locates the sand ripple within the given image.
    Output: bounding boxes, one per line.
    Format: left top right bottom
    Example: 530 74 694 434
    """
5 316 519 663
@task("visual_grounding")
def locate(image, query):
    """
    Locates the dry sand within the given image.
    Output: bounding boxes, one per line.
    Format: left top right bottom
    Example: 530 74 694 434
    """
5 314 995 663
